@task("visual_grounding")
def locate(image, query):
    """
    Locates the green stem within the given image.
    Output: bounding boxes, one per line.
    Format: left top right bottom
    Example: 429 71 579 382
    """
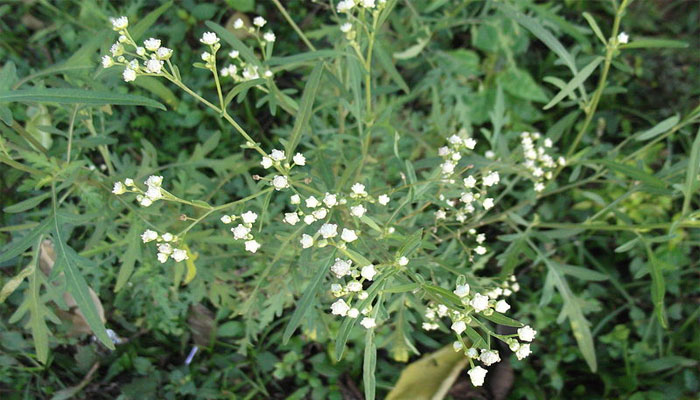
271 0 316 51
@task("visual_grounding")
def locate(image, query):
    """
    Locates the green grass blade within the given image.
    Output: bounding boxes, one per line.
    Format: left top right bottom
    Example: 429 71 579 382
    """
284 61 323 160
683 126 700 215
635 115 679 141
544 57 602 110
0 88 165 110
363 329 377 400
0 217 52 263
592 159 668 189
582 12 607 45
621 38 689 49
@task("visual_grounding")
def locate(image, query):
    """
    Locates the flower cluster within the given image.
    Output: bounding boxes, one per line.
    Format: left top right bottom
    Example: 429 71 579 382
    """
259 149 306 190
141 229 189 263
112 175 165 207
102 17 173 82
219 16 275 81
220 211 261 253
519 131 565 192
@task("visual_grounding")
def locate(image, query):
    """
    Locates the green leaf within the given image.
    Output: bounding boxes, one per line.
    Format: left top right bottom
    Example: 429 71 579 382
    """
114 223 141 292
3 192 50 213
0 88 165 110
556 263 608 281
647 253 668 328
0 265 33 303
592 159 668 189
285 61 323 159
635 115 679 141
267 50 343 66
481 312 524 327
130 2 173 41
28 252 50 364
544 57 603 110
397 229 423 257
497 67 548 103
363 329 377 400
374 41 409 94
282 249 336 344
683 126 700 215
463 325 487 348
393 37 430 60
0 217 52 263
620 38 689 49
133 76 179 109
582 12 607 45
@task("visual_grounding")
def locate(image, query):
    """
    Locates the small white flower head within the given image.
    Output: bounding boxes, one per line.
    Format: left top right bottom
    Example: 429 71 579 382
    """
312 208 328 220
138 196 153 207
111 16 128 31
157 252 169 263
337 0 356 13
518 325 537 342
435 210 447 220
323 193 337 208
144 185 163 202
300 234 314 248
350 204 366 218
261 156 273 169
242 65 259 80
245 240 261 253
124 178 134 186
351 182 367 197
319 223 338 239
145 175 163 187
398 256 409 266
158 243 173 255
495 300 511 313
474 246 487 255
331 258 352 277
233 18 244 29
470 293 490 312
451 320 466 334
485 150 495 159
534 182 545 192
346 281 362 292
200 32 220 45
468 366 488 387
263 31 276 42
136 47 146 56
617 32 629 44
101 56 113 68
253 16 267 27
221 215 232 224
172 248 188 262
290 194 301 205
557 156 567 166
361 264 377 281
293 153 306 166
464 137 477 150
304 215 316 225
347 308 360 318
361 0 376 7
448 135 462 145
515 343 531 360
156 47 173 60
466 347 479 359
143 38 161 51
360 317 376 329
284 212 300 225
453 341 463 352
123 68 136 82
270 149 285 161
141 229 158 243
331 299 350 316
463 176 477 189
110 43 124 57
441 161 455 175
482 198 494 210
201 51 212 62
358 291 369 300
145 59 163 74
161 233 174 242
241 211 258 225
340 22 352 33
341 228 358 243
377 194 390 205
453 284 470 298
112 181 126 195
272 175 289 190
264 69 273 78
508 340 521 352
480 349 501 366
231 224 251 240
483 171 500 187
476 233 486 244
304 197 319 209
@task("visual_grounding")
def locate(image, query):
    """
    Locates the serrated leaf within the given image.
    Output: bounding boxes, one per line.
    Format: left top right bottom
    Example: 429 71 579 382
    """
0 217 52 263
3 192 51 213
0 88 165 110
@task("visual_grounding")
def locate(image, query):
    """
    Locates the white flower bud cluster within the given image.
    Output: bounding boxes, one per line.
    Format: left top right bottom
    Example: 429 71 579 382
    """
220 211 261 253
102 17 173 82
112 175 165 208
329 257 381 329
140 229 189 263
519 131 564 192
220 16 275 82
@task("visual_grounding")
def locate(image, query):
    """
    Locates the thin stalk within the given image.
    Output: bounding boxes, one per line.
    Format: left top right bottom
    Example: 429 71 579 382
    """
271 0 316 51
66 105 79 162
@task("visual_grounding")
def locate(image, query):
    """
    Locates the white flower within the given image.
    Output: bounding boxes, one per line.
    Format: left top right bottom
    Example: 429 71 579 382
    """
451 321 466 334
485 150 495 159
228 51 240 60
468 366 488 387
284 212 300 225
145 175 163 187
293 153 306 166
398 256 409 266
161 233 173 242
346 281 362 292
270 149 285 161
138 196 152 207
242 65 259 80
158 243 173 255
377 194 390 205
124 178 134 186
272 175 289 190
495 300 510 313
453 284 470 298
200 32 219 45
144 185 162 201
231 224 250 240
483 172 500 186
347 308 359 318
171 248 188 262
464 137 477 149
337 0 356 13
470 293 490 312
358 291 369 300
361 0 375 7
112 181 126 195
351 183 367 196
482 198 494 210
323 193 337 208
304 215 316 225
361 264 377 281
306 196 320 208
300 234 314 248
111 16 128 31
423 322 439 330
331 299 350 316
221 215 232 224
435 210 446 220
341 228 358 243
360 317 376 329
101 56 113 68
233 18 244 29
441 161 455 174
141 229 158 243
474 246 487 255
110 43 123 57
331 258 352 277
453 341 463 352
261 156 273 169
480 350 501 366
438 146 450 156
123 68 136 82
245 240 261 253
617 32 629 44
466 347 479 358
340 22 352 32
515 343 531 360
156 47 173 60
558 156 567 166
145 59 163 74
143 38 161 51
157 253 169 263
350 205 366 218
201 52 212 61
290 194 301 205
319 223 338 239
241 211 258 225
463 176 476 188
518 325 537 342
534 182 545 192
253 16 267 27
476 233 486 244
263 31 276 42
448 135 462 145
312 208 327 219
